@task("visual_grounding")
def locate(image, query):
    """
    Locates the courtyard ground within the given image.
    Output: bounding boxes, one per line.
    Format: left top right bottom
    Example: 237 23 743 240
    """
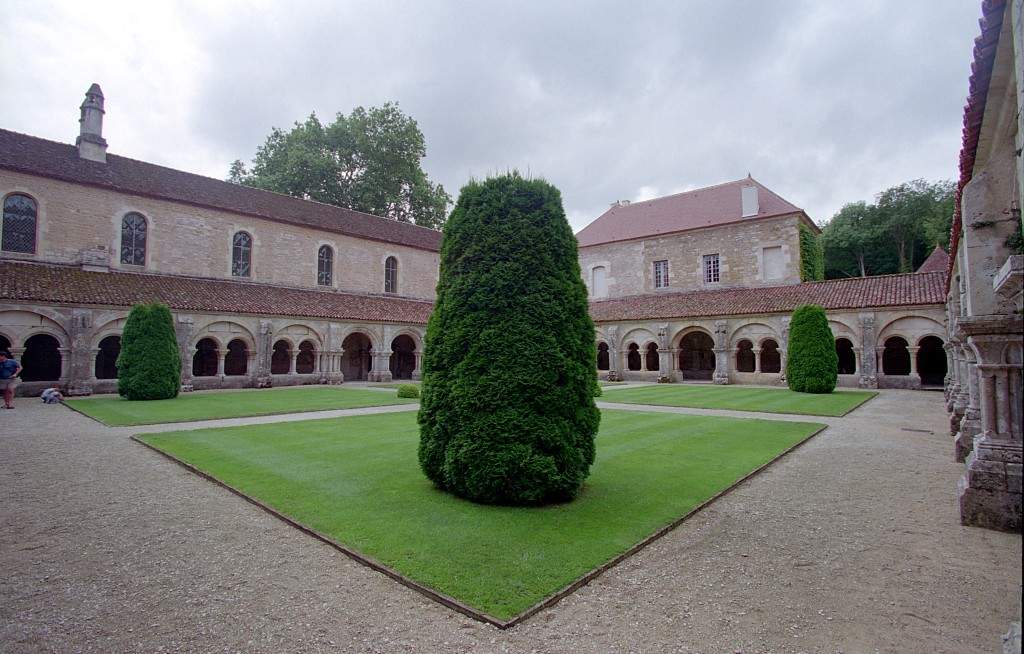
0 389 1020 652
65 385 415 425
139 410 823 621
602 383 876 416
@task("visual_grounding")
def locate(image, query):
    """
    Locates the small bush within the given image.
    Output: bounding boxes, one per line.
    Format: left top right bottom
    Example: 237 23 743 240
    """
397 384 420 398
786 304 838 394
593 385 603 397
117 302 181 401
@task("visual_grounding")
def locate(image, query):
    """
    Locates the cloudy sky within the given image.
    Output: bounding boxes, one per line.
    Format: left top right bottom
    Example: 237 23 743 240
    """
1 1 980 231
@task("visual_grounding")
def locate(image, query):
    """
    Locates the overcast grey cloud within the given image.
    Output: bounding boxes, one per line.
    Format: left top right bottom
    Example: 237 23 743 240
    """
0 0 980 230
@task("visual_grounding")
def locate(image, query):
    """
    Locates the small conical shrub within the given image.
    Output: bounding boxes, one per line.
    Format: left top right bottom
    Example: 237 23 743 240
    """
418 173 600 505
117 302 181 400
786 304 838 394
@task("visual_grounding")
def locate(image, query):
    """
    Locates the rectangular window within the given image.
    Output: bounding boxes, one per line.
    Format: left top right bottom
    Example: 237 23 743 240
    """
653 260 669 288
762 246 783 280
703 254 720 284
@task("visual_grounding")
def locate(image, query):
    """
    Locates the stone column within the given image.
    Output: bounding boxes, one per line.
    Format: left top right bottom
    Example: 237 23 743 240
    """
945 340 960 409
656 324 673 382
954 344 981 461
907 346 921 387
605 326 620 381
854 347 862 375
957 320 1023 532
858 312 878 388
412 350 423 381
175 315 195 392
313 350 321 375
752 347 762 374
255 319 273 388
63 308 95 396
216 348 227 377
712 320 729 385
779 317 791 384
288 348 298 375
58 347 71 382
367 349 394 382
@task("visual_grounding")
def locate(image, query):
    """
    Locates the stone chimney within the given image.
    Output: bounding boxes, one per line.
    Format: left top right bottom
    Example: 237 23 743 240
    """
741 184 759 217
76 83 107 163
611 200 631 208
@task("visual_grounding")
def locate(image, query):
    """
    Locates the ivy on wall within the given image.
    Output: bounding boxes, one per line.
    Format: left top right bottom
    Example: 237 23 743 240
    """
799 224 824 282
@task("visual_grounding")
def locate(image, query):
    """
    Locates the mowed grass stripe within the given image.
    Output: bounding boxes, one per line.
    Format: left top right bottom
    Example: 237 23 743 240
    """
139 409 824 620
602 384 876 416
66 386 416 426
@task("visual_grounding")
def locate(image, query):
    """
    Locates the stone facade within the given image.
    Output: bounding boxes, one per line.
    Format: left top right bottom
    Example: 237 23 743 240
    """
945 0 1024 534
0 169 440 300
580 213 805 299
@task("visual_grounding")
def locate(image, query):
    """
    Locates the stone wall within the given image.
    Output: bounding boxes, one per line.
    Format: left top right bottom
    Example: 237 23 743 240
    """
579 213 805 299
0 301 425 397
0 170 440 300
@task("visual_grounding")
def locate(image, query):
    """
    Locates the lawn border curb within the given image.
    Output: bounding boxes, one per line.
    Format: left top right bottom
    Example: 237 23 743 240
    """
131 418 828 629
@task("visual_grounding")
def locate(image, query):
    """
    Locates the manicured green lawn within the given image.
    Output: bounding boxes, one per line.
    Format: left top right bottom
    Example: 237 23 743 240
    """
67 387 416 426
139 409 823 621
601 384 876 416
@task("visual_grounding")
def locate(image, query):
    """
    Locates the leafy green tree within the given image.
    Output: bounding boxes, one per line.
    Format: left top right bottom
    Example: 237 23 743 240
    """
230 104 451 229
117 303 181 401
786 304 838 394
418 173 600 506
821 202 883 278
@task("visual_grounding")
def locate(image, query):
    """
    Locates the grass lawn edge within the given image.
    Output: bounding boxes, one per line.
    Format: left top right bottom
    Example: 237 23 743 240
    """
65 396 418 427
132 419 828 628
835 390 878 416
603 388 878 417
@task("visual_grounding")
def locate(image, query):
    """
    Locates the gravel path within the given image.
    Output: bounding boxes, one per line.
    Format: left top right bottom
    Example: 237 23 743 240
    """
1 389 1019 653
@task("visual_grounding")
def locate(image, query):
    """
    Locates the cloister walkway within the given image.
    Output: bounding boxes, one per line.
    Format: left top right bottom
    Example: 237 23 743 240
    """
1 389 1019 653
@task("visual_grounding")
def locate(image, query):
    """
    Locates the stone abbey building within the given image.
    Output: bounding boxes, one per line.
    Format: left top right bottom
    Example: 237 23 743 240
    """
1 85 950 400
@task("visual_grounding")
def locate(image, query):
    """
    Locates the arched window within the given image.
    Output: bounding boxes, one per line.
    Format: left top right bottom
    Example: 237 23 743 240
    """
192 338 218 377
735 339 755 372
678 331 716 380
2 193 37 253
94 335 121 379
389 335 416 380
917 336 947 386
591 266 608 298
120 212 147 265
882 337 910 375
384 256 398 294
341 332 373 380
224 339 248 376
836 338 856 375
317 245 333 286
597 342 610 371
645 342 659 371
627 343 641 371
760 339 781 373
296 340 316 374
232 231 252 277
21 334 62 381
271 340 291 374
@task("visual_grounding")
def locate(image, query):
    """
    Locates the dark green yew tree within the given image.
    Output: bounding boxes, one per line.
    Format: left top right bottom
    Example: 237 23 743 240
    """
785 304 838 394
117 302 181 400
417 173 600 505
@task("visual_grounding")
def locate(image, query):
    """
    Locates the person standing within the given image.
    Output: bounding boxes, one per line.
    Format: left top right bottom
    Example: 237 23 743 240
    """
0 350 22 409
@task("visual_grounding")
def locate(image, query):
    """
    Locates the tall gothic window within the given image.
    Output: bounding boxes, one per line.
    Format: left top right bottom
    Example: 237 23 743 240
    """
2 193 37 253
120 212 147 265
384 256 398 294
232 231 252 277
317 245 333 286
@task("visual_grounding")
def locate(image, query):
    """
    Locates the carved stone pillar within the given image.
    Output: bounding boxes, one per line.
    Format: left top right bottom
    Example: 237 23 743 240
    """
752 347 762 374
779 317 791 383
175 315 195 392
955 344 981 461
606 325 621 381
712 320 729 385
412 350 423 381
66 308 94 396
216 348 227 377
957 318 1023 532
367 349 393 382
858 312 878 388
656 324 674 382
255 320 273 388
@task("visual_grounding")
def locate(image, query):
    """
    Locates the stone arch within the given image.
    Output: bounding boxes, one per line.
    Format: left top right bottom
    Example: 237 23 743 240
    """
916 335 946 386
620 328 657 353
877 315 944 345
192 337 219 377
678 329 716 380
644 342 659 371
296 339 317 374
342 332 373 381
735 339 755 372
271 339 292 375
0 310 69 349
835 337 857 375
274 323 323 349
827 319 858 341
626 342 642 371
224 338 249 376
389 334 416 380
597 341 610 371
882 336 910 376
193 320 256 352
21 333 62 382
728 321 779 347
760 338 781 373
90 317 128 349
94 334 121 380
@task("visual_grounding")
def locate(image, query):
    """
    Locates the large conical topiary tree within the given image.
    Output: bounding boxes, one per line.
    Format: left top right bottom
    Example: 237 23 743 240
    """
418 173 600 505
117 302 182 400
786 304 838 394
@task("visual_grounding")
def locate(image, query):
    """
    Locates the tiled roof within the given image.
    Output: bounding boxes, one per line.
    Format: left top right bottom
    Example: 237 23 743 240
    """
916 245 950 274
0 128 442 252
948 0 1007 288
0 261 433 324
576 177 806 247
589 272 945 323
